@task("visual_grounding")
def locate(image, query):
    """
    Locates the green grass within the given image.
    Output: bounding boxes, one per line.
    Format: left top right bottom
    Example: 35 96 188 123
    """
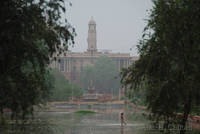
75 110 96 114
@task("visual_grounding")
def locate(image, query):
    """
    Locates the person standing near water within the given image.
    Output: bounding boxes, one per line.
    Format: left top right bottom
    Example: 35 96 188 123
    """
120 112 127 126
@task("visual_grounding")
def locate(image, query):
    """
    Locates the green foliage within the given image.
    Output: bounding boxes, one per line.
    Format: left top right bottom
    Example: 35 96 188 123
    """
72 85 84 98
80 56 121 94
121 0 200 133
126 83 147 106
49 69 83 101
0 0 75 120
191 106 200 116
75 110 96 114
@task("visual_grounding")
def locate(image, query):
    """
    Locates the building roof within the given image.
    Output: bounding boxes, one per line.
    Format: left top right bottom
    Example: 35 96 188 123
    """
59 51 132 59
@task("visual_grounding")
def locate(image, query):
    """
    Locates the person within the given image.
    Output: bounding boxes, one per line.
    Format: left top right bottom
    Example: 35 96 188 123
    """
120 112 127 126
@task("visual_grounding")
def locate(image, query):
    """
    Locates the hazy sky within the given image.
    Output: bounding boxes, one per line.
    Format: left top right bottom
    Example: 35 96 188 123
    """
65 0 153 56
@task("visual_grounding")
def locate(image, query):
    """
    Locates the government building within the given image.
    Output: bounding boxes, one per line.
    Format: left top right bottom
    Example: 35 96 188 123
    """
50 18 138 84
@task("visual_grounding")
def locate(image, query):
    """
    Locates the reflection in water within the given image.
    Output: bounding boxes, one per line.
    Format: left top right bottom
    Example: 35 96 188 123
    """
0 112 197 134
121 126 124 134
0 121 55 134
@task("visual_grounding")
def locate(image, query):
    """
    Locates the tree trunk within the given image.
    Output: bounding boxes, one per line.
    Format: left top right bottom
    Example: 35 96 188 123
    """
11 111 14 120
180 93 192 134
0 108 4 125
22 107 26 121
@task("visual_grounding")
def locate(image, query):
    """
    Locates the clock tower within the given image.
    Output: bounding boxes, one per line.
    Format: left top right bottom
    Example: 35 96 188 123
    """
87 17 97 53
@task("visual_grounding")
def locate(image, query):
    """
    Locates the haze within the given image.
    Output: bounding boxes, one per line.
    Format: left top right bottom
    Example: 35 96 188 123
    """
65 0 153 56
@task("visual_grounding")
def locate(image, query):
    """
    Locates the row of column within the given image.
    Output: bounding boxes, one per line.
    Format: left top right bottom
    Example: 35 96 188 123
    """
51 57 131 72
118 59 130 71
51 58 73 73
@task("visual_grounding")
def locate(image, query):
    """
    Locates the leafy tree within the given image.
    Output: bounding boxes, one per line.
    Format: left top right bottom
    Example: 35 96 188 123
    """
125 80 147 106
80 56 121 95
49 69 83 101
121 0 200 133
0 0 74 119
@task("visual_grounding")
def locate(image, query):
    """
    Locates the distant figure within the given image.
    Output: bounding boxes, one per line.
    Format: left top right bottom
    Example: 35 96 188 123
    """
120 112 127 126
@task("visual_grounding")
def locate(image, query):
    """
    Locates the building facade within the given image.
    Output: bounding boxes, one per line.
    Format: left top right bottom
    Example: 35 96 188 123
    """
51 18 138 84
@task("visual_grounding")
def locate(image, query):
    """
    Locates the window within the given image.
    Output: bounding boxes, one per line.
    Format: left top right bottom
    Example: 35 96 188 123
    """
72 66 76 80
120 59 124 70
60 59 64 72
65 59 69 72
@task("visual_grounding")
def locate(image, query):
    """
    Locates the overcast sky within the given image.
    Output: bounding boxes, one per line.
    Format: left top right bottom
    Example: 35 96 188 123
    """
65 0 153 56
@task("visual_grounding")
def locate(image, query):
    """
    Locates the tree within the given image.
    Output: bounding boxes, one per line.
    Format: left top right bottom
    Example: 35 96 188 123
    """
121 0 200 133
125 80 147 106
0 0 75 119
80 56 121 95
49 69 83 101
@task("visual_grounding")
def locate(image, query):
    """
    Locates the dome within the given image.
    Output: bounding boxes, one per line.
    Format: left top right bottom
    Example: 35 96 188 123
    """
89 17 96 25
